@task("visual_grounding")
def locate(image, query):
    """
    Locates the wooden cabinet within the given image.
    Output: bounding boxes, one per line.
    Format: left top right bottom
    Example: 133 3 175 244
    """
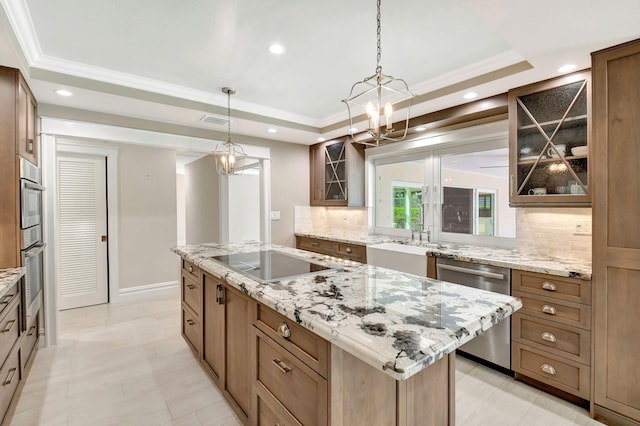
16 74 38 166
511 270 592 402
592 38 640 424
508 70 591 206
252 303 329 426
223 284 251 421
0 282 21 425
180 260 201 356
202 273 224 382
296 235 367 263
192 272 251 424
310 137 365 206
0 67 39 268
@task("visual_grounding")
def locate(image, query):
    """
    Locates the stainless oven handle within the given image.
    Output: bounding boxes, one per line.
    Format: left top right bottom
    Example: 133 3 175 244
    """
24 181 46 191
436 263 505 281
25 243 46 258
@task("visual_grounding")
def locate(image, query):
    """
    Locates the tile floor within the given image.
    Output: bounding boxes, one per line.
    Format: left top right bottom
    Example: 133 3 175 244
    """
8 287 604 426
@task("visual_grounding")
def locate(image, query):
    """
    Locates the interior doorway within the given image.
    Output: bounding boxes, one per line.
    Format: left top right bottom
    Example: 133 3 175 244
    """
56 153 109 309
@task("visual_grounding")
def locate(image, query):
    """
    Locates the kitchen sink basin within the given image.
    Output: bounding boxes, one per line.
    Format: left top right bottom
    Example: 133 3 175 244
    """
365 242 429 277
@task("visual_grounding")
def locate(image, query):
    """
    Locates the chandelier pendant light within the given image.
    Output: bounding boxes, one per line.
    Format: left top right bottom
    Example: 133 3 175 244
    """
342 0 415 146
213 87 247 175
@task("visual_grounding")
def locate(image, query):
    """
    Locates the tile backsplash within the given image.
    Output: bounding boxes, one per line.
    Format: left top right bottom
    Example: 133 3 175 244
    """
516 207 592 262
295 206 592 263
294 206 368 236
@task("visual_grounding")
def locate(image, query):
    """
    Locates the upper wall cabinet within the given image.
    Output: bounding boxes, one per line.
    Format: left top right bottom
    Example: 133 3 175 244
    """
16 72 39 166
508 70 591 207
310 137 365 206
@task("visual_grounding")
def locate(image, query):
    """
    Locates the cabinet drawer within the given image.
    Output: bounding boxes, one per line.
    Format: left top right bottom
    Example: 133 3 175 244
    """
512 270 591 305
513 313 590 364
513 290 590 330
0 348 20 420
182 308 200 355
181 274 201 317
335 243 365 261
181 259 200 281
255 329 327 426
254 303 328 377
0 285 19 321
257 391 303 426
513 343 590 399
0 298 20 366
297 237 334 256
21 310 39 371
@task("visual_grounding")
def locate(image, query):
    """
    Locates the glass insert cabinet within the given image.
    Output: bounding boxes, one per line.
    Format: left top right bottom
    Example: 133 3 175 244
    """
310 137 365 206
508 70 591 206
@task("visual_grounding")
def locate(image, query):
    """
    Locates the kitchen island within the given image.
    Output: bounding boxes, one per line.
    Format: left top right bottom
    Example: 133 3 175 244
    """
173 242 521 425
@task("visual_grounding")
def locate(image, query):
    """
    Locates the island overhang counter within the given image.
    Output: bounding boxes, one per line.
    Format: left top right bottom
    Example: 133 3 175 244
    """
173 242 521 426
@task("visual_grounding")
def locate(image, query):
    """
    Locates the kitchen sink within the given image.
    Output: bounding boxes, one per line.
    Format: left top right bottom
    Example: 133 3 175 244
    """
365 242 429 276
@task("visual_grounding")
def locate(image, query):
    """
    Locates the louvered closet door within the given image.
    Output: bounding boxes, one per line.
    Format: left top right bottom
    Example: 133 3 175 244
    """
57 153 108 310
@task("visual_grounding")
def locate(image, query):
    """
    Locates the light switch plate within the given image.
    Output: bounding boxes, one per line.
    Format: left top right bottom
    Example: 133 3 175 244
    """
270 211 281 221
574 220 592 235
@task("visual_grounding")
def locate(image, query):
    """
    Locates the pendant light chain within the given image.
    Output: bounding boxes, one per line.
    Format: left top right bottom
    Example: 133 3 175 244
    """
376 0 382 74
226 90 232 144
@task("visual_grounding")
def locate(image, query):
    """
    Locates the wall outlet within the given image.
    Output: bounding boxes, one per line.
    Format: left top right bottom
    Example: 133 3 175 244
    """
574 220 592 235
270 211 281 221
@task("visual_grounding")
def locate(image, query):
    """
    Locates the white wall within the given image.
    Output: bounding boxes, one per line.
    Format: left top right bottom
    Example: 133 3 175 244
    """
229 172 260 241
185 155 221 244
118 144 178 289
176 172 186 245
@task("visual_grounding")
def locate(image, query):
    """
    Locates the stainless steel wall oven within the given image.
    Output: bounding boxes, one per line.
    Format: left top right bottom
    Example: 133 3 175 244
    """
19 157 45 331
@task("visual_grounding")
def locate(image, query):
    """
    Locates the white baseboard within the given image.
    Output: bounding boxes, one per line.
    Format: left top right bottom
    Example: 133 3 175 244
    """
118 280 179 296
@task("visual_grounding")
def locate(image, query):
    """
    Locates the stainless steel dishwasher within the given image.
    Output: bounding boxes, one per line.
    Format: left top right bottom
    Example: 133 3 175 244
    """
436 257 511 371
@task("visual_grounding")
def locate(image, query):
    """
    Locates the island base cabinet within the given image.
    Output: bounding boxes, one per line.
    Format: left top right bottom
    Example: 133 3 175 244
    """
330 346 455 426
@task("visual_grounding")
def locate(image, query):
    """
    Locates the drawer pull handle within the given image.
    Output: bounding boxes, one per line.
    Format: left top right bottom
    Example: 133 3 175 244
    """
272 358 293 374
216 285 225 304
277 323 291 339
188 265 193 273
28 326 36 336
0 295 13 305
186 319 195 326
346 247 352 253
541 332 557 343
541 305 557 315
311 242 319 247
540 364 557 375
187 284 196 290
3 368 16 386
1 320 15 333
541 282 557 291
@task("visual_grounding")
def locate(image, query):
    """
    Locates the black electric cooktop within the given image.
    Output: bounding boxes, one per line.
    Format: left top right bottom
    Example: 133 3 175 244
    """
211 250 332 282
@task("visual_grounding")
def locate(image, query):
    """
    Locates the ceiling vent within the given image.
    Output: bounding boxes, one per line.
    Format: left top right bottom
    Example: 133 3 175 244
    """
200 115 229 126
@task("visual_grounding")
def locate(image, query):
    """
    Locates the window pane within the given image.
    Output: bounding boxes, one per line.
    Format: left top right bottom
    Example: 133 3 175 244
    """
375 160 424 229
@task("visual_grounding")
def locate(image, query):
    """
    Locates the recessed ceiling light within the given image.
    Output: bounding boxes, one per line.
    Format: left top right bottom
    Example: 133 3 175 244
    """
558 64 577 73
55 89 73 97
268 43 285 55
267 128 277 133
317 137 326 142
415 126 426 132
463 91 478 100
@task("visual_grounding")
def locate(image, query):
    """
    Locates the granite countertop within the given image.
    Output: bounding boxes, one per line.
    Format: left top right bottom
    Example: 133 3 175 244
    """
0 267 25 298
295 232 592 280
172 242 521 381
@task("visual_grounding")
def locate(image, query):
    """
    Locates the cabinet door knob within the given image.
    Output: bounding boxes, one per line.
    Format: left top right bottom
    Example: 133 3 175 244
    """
186 319 195 326
272 358 293 374
541 332 557 343
215 284 225 304
541 305 557 315
189 265 193 273
540 364 557 375
187 284 196 290
346 247 352 253
541 281 557 291
277 322 291 339
0 295 13 305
